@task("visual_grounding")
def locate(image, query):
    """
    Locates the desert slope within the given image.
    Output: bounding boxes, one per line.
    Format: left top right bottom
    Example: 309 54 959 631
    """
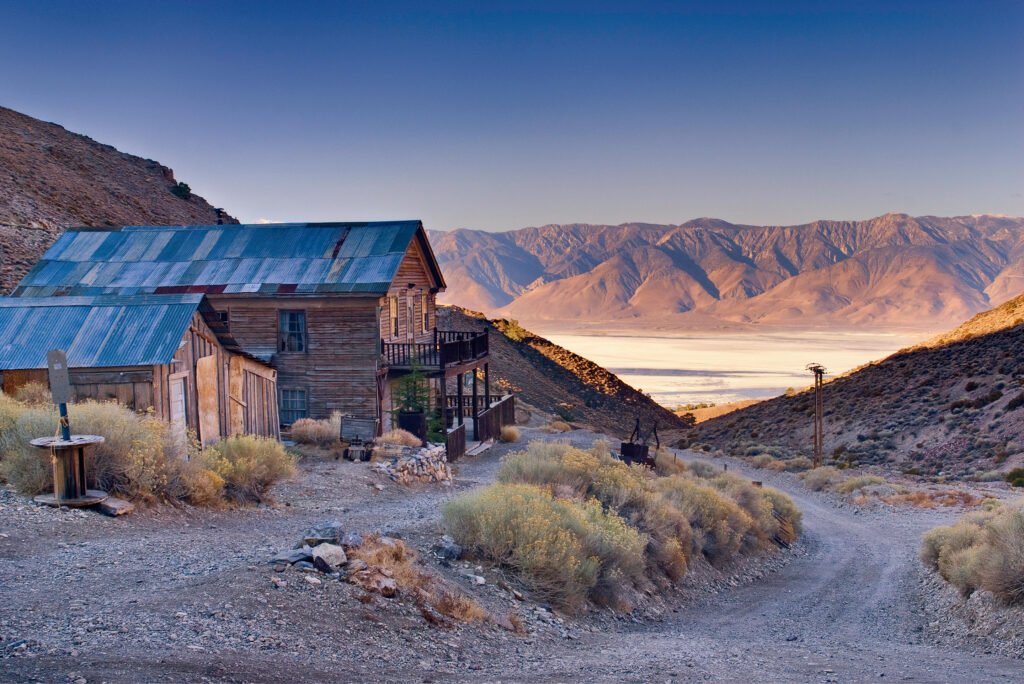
431 213 1024 331
692 293 1024 478
0 105 234 291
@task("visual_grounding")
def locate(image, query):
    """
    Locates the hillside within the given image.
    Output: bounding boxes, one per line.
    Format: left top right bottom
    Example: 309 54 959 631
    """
0 105 234 291
430 213 1024 332
692 294 1024 478
438 306 690 439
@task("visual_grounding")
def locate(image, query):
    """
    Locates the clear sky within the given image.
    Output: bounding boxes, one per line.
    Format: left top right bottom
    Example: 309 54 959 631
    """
1 1 1021 231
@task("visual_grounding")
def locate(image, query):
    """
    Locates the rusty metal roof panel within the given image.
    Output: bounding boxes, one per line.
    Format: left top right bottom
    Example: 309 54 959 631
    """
14 221 425 297
0 295 206 369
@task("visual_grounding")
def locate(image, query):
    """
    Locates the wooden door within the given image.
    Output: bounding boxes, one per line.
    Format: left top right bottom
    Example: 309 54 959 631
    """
196 355 221 445
169 376 187 436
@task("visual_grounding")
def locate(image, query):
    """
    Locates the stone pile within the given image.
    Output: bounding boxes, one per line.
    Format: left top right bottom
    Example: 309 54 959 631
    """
372 444 452 485
268 521 404 598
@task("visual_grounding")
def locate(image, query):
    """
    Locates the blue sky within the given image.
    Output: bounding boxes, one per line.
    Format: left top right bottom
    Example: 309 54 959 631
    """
1 1 1021 230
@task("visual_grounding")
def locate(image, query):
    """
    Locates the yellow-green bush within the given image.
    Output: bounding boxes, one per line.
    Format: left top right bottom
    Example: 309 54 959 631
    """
835 475 886 494
921 504 1024 605
455 440 801 608
198 434 295 503
290 418 339 446
377 428 423 447
801 466 842 491
442 483 646 609
0 394 291 506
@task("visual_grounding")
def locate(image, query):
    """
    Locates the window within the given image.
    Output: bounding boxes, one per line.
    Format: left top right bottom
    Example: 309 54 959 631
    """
278 310 307 352
421 293 429 332
280 389 308 425
389 296 399 337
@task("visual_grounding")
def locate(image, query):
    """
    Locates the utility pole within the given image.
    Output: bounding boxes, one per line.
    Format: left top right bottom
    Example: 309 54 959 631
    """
806 363 826 468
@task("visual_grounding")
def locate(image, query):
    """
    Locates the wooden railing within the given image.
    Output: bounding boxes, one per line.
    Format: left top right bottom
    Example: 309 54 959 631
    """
474 395 515 442
381 329 488 371
446 423 466 462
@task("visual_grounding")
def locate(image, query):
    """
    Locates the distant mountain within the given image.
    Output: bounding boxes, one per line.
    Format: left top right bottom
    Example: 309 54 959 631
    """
0 105 234 291
692 293 1024 478
430 214 1024 331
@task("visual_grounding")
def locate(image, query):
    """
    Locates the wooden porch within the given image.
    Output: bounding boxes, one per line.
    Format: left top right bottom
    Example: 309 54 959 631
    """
380 329 489 375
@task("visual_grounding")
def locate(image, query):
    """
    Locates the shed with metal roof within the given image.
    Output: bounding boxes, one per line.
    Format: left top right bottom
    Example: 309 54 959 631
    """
0 294 279 443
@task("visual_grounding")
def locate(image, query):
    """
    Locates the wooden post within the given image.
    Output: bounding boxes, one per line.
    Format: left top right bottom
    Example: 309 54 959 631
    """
484 362 490 409
472 368 479 441
438 375 448 429
456 372 464 427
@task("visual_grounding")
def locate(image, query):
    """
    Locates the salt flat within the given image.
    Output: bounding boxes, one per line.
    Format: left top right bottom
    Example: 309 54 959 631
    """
545 329 922 408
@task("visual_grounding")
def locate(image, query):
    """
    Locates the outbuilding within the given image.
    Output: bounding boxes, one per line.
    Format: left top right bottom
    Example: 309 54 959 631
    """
0 294 279 443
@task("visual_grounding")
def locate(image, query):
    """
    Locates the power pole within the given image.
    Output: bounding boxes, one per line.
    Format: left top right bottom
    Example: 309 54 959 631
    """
806 363 826 468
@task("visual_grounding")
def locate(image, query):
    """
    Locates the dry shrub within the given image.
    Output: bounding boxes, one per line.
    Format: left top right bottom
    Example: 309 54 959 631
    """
13 382 51 405
764 460 788 472
685 460 720 479
349 535 488 623
921 505 1024 605
474 440 800 605
750 454 778 469
443 483 647 609
378 428 423 447
783 457 814 472
801 466 841 491
653 448 687 476
499 425 521 443
835 475 886 495
198 435 295 503
177 462 226 507
546 420 571 433
0 402 58 494
882 490 980 509
290 418 338 446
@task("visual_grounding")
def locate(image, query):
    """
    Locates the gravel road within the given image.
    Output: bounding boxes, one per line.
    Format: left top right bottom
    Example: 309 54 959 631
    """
1 432 1021 683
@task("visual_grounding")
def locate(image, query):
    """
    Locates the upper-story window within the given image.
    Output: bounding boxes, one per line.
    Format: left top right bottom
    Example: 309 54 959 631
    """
421 293 429 332
389 296 399 337
278 310 307 352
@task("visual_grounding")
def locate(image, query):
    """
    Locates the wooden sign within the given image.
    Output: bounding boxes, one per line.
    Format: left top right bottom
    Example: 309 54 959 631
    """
47 349 72 404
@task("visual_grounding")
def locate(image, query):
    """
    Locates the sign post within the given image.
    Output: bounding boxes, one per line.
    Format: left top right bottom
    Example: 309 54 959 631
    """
47 349 72 441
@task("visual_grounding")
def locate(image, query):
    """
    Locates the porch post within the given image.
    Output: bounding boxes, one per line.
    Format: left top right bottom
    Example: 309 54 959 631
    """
456 372 464 427
484 362 490 408
438 375 448 430
472 368 479 441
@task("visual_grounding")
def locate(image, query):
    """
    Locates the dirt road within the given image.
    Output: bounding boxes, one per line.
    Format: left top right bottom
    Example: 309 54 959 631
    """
1 433 1020 682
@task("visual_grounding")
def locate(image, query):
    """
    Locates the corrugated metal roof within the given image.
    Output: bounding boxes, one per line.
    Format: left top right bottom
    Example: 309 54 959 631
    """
13 221 441 297
0 295 205 370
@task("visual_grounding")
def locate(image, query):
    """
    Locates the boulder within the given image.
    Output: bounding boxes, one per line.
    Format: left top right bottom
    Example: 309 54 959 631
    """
303 520 344 547
311 543 348 569
271 547 313 565
434 535 463 561
342 531 364 549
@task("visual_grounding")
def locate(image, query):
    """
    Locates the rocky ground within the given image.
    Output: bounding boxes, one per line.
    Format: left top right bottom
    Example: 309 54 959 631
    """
1 428 1021 683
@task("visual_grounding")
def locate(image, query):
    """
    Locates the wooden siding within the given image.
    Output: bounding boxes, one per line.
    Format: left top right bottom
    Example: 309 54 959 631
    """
380 239 438 343
209 295 381 422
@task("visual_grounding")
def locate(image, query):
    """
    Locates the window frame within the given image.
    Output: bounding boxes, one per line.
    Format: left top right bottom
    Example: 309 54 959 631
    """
389 296 399 337
278 310 307 353
420 292 429 333
279 388 308 425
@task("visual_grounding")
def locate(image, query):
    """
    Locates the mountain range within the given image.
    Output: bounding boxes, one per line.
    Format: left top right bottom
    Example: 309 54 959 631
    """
430 214 1024 332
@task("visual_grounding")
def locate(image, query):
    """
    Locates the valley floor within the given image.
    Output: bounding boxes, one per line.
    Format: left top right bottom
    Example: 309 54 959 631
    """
0 430 1020 683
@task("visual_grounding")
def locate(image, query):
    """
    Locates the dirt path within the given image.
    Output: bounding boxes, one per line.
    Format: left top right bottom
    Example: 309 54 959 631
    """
1 433 1021 682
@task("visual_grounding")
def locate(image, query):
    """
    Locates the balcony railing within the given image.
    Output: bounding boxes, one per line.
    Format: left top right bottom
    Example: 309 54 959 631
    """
381 329 488 371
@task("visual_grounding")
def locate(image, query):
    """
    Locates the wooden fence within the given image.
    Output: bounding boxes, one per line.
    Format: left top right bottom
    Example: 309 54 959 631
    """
446 422 466 462
474 394 515 442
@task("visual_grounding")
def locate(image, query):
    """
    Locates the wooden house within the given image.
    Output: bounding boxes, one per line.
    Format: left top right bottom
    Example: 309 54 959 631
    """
12 221 497 438
0 294 279 443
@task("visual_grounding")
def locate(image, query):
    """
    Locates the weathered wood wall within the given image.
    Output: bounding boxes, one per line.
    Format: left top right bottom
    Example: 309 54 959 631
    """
210 295 381 422
379 239 438 343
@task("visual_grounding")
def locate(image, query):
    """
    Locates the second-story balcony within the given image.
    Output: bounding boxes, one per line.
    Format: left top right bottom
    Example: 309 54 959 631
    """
381 329 489 373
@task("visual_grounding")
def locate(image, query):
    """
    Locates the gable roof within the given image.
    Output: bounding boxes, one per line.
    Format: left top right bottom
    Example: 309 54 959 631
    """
0 294 260 370
12 221 446 297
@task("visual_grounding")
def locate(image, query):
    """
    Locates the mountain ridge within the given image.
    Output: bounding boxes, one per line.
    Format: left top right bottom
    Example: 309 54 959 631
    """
430 212 1024 332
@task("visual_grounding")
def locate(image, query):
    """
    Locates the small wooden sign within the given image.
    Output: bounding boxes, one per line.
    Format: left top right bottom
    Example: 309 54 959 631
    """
47 349 72 404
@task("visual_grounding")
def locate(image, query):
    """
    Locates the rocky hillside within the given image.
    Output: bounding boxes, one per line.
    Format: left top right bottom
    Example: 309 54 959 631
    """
0 105 234 291
692 294 1024 478
438 306 690 439
431 214 1024 331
